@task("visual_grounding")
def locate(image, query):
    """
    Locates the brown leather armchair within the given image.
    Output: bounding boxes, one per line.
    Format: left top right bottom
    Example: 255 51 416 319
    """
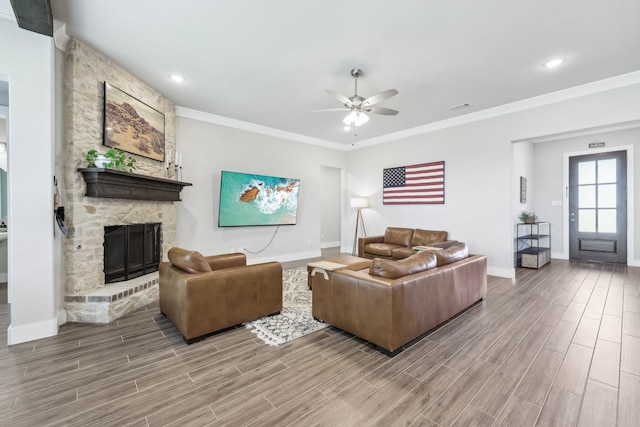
159 247 282 343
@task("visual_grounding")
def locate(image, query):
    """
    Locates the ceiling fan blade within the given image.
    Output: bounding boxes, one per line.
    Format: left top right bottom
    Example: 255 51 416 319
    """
364 107 399 116
326 90 353 106
310 108 350 113
362 89 399 106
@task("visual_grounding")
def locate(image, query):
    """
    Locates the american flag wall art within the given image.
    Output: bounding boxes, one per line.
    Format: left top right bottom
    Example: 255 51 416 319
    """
383 161 445 205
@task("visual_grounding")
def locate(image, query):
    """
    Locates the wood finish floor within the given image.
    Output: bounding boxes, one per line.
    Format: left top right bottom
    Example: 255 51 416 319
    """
0 255 639 426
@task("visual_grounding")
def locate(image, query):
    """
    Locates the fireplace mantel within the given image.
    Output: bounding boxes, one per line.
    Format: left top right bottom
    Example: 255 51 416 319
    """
78 168 192 201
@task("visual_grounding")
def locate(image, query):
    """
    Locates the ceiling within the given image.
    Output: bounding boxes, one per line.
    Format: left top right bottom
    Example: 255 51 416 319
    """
7 1 640 146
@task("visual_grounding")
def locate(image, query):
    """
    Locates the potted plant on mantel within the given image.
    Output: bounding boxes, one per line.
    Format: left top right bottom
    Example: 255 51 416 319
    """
518 210 538 224
86 148 137 173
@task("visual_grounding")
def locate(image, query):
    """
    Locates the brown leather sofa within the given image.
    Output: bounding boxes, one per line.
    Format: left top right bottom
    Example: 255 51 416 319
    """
159 247 282 343
313 243 486 354
358 227 457 260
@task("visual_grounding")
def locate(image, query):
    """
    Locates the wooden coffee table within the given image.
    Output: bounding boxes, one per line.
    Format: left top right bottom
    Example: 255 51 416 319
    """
306 255 371 289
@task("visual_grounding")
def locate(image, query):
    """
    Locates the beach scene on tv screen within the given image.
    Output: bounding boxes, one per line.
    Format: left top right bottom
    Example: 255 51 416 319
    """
219 171 300 226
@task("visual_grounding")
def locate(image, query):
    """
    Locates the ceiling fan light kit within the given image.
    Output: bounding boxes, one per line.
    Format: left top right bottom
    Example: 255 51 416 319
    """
315 68 399 127
343 110 370 126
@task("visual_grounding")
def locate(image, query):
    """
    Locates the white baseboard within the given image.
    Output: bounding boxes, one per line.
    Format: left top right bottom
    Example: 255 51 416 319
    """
488 266 515 279
247 249 322 266
551 252 568 260
340 246 353 254
7 318 58 345
320 241 341 249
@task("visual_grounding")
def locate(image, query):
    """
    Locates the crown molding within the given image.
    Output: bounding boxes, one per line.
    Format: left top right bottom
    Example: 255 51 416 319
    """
351 70 640 150
53 19 70 51
175 107 348 151
514 119 640 144
0 10 15 22
179 70 640 152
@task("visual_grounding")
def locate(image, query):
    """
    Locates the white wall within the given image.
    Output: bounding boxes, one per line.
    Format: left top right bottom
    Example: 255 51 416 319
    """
347 120 514 277
532 127 639 264
347 82 640 277
512 141 534 265
175 115 346 263
0 18 58 344
320 166 341 247
54 41 66 322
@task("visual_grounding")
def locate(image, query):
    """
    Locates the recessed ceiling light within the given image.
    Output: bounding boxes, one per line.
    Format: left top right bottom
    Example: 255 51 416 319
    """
542 58 565 69
170 74 185 83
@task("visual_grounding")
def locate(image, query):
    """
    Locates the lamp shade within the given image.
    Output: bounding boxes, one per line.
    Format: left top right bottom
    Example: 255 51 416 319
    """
350 197 369 209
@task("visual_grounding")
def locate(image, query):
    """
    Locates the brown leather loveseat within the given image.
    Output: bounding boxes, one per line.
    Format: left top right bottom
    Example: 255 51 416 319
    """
159 247 282 343
313 243 486 354
358 227 457 260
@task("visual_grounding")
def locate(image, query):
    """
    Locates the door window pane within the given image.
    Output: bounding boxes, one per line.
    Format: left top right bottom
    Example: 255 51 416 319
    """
579 209 596 232
579 185 596 208
578 161 596 184
598 209 616 233
598 159 617 183
598 184 617 208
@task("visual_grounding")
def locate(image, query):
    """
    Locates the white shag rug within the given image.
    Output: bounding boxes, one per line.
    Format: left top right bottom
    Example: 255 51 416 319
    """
245 266 328 346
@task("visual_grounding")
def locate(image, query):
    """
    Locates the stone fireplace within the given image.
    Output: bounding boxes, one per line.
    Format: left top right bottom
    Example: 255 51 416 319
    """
62 39 181 323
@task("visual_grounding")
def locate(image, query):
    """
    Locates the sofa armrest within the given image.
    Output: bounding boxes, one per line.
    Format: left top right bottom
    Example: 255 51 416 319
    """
358 235 384 257
205 252 246 270
430 240 458 249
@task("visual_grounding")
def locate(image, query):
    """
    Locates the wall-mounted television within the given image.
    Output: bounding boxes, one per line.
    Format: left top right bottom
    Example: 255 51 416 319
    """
218 170 301 227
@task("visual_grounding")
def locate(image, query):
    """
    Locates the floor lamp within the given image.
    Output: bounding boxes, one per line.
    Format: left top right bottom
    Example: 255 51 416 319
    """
350 197 369 256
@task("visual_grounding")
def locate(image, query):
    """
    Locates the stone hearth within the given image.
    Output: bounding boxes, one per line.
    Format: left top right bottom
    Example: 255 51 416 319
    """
65 273 159 323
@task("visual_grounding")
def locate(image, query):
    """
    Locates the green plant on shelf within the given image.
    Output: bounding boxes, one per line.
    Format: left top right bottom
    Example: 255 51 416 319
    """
518 210 537 224
86 148 137 172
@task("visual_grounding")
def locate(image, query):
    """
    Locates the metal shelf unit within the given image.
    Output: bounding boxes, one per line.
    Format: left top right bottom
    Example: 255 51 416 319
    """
517 222 551 269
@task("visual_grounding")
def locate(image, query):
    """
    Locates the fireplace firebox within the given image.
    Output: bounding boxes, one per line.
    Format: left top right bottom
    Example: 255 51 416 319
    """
104 223 161 284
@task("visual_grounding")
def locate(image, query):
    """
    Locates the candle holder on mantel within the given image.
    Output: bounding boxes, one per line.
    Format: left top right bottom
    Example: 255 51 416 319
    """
166 161 172 179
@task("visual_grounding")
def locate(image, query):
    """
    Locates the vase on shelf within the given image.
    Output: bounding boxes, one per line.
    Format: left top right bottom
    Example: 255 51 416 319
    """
94 155 111 168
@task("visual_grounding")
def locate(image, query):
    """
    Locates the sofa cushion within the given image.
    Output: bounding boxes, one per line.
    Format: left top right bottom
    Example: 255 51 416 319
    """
411 229 448 246
168 247 212 274
369 251 437 279
435 242 469 266
384 227 414 247
391 247 415 259
365 243 403 257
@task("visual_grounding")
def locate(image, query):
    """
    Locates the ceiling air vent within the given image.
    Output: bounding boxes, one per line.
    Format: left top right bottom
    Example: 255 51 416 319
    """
449 103 471 111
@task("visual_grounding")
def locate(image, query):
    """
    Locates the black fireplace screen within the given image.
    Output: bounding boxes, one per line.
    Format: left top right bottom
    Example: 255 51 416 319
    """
103 223 161 284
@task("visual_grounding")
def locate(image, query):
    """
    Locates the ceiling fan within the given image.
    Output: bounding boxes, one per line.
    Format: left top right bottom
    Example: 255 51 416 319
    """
314 68 399 127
